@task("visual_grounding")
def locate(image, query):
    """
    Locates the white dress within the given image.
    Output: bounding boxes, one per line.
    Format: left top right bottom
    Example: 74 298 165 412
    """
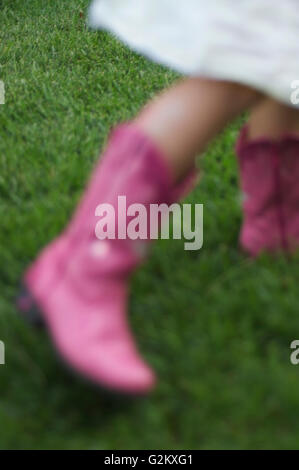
89 0 299 106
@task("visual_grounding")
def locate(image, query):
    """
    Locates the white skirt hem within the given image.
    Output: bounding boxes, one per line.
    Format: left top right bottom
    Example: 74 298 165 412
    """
89 0 299 107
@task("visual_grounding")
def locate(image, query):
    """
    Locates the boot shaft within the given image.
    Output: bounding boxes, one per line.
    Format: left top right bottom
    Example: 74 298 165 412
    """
237 126 299 255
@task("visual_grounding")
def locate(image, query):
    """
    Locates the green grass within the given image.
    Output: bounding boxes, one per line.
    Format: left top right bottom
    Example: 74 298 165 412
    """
1 0 299 450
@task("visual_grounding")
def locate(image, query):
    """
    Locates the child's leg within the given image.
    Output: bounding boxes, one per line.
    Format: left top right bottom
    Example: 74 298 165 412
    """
237 98 299 256
248 99 299 140
63 78 262 248
19 78 262 394
136 78 261 181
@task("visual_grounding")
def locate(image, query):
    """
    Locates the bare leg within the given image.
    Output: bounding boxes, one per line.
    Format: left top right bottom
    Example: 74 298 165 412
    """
135 78 262 181
248 98 299 140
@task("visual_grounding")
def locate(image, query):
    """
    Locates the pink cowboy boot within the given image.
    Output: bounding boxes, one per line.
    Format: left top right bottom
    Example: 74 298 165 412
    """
279 135 299 252
236 126 299 256
18 124 195 394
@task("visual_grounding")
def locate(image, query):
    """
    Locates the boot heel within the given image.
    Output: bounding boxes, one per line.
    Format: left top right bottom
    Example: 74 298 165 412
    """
17 285 45 328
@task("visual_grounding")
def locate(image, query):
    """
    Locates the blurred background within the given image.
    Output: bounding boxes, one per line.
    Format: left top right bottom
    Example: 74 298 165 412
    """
1 0 299 450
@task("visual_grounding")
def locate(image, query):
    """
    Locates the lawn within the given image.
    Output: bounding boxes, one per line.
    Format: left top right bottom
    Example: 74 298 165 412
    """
1 0 299 450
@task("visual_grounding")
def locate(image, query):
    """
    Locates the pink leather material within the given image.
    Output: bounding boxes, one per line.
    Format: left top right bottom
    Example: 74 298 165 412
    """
279 137 299 251
236 126 299 256
22 124 196 394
